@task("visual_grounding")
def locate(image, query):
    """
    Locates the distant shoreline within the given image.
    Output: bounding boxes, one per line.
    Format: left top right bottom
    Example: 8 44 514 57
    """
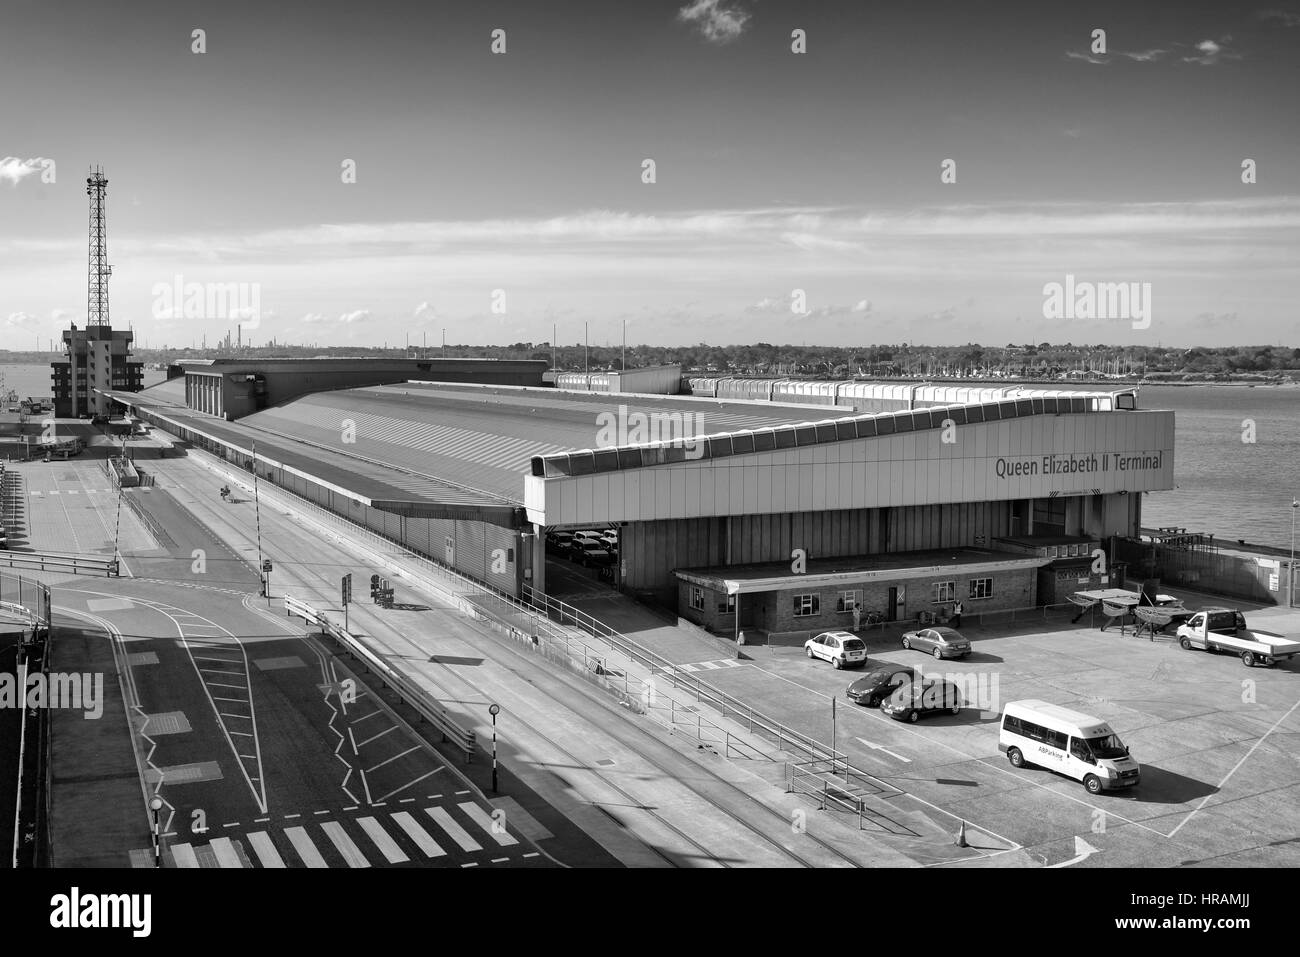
1 359 1295 390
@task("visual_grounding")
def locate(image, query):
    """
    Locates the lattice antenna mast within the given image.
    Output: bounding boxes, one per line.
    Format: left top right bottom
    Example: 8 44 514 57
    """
87 167 111 326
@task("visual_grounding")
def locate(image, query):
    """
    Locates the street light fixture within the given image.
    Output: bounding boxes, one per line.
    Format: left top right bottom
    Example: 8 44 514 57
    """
488 704 501 793
1291 498 1299 609
149 796 163 867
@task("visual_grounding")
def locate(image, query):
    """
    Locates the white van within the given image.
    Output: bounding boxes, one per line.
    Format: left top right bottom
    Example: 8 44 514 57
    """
999 699 1140 794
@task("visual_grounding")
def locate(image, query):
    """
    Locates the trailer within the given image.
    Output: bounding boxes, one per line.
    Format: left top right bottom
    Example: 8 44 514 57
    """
1176 608 1300 667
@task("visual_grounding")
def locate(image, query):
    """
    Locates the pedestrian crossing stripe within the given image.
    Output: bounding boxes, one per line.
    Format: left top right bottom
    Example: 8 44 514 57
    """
426 807 479 853
166 802 526 868
321 821 369 868
661 658 745 674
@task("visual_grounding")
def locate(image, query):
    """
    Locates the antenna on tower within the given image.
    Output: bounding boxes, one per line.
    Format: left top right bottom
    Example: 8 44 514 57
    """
86 166 111 326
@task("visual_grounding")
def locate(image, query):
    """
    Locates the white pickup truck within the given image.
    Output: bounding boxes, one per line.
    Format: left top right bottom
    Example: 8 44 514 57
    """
1176 608 1300 668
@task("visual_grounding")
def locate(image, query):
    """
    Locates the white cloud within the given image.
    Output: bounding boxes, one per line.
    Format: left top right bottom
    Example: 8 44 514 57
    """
338 310 370 324
1182 37 1238 65
299 312 327 324
1120 49 1167 62
1065 51 1108 65
5 311 40 327
746 297 787 314
0 157 43 187
852 300 873 313
677 0 750 44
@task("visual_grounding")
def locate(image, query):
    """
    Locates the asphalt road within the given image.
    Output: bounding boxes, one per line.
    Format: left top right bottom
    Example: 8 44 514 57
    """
41 478 552 868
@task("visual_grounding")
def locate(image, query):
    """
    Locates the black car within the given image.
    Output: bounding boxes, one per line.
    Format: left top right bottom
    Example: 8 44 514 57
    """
845 665 919 707
880 678 963 723
545 532 574 556
572 541 615 567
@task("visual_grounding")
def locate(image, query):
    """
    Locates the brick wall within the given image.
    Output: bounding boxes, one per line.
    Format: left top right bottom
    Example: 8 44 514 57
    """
679 568 1038 633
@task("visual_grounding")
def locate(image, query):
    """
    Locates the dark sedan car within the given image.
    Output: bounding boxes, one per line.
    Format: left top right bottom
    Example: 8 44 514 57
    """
901 626 971 660
573 542 615 567
881 678 963 723
845 665 919 707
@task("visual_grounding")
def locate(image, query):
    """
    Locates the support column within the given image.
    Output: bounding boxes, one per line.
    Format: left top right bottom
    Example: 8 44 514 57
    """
530 526 546 595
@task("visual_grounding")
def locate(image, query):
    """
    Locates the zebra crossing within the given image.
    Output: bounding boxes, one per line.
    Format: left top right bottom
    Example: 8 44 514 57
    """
166 801 539 868
660 658 746 674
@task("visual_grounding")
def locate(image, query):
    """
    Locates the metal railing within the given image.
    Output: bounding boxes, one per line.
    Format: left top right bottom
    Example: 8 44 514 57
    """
519 582 856 764
0 551 118 577
284 595 477 760
118 488 174 548
787 759 918 835
0 570 50 626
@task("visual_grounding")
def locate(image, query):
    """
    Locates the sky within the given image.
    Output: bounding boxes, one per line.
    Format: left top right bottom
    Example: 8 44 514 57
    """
1 0 1298 350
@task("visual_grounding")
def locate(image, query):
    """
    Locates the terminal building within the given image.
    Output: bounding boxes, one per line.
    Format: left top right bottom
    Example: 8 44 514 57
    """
104 367 1174 641
51 324 143 418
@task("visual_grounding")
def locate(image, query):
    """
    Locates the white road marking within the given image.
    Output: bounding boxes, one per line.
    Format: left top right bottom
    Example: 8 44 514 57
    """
355 725 398 748
426 806 480 853
285 826 328 868
1168 694 1300 839
209 836 243 868
374 769 442 804
171 843 200 868
1049 835 1100 868
366 745 419 773
322 821 370 868
358 816 409 864
392 812 445 858
855 737 912 762
247 831 286 868
458 802 518 846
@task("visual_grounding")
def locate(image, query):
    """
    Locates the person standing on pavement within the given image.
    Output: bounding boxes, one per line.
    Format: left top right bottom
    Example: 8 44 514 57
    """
852 604 862 633
951 599 963 628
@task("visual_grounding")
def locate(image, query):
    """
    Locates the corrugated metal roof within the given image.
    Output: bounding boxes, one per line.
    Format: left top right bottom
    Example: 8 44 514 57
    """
237 383 821 503
101 388 520 521
533 394 1130 478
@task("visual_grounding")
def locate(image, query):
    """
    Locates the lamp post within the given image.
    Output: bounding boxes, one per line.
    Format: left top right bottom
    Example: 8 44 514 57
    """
831 696 838 775
1291 498 1298 608
150 796 163 867
488 704 501 793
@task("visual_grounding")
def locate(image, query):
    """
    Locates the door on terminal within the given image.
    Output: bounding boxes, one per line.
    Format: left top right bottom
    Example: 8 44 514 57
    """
739 594 756 629
886 586 907 621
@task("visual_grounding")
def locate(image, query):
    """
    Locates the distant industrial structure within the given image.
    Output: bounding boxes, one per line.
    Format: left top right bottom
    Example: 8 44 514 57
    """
50 168 143 417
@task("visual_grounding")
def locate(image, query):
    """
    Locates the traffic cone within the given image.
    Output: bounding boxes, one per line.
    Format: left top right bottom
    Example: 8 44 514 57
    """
955 820 969 848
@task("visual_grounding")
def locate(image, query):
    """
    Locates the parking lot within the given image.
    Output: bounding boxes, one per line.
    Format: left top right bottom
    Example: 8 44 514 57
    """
696 598 1300 867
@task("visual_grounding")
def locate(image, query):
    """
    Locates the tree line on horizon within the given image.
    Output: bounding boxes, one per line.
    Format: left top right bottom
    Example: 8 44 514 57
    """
5 342 1299 379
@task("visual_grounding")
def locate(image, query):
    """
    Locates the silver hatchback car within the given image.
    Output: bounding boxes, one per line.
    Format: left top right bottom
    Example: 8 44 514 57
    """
805 631 869 669
901 626 971 660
